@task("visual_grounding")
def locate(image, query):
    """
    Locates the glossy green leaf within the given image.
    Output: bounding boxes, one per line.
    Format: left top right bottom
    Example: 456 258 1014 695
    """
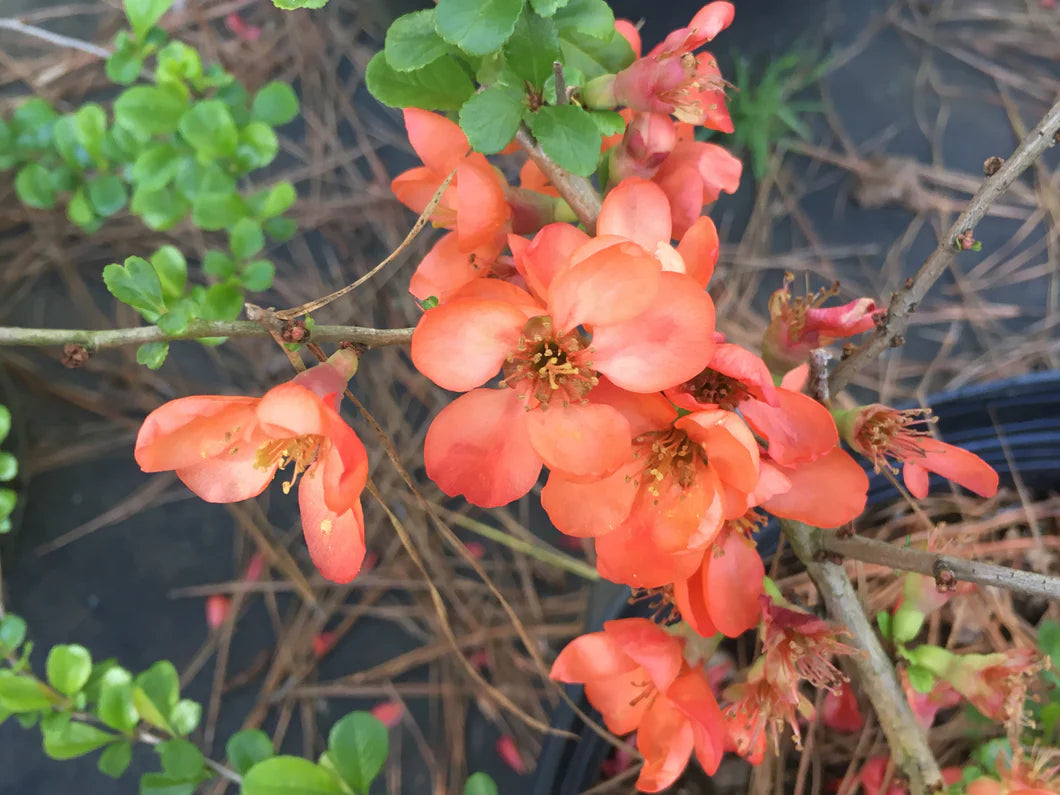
528 104 601 176
271 0 328 9
104 256 166 315
175 158 236 199
12 98 59 151
259 183 296 218
0 672 54 712
529 0 569 15
179 101 238 158
0 489 16 524
98 741 133 778
68 188 97 230
365 52 475 112
131 144 182 192
136 342 169 370
263 216 297 242
133 661 179 729
87 174 129 218
156 41 203 85
192 193 246 231
43 720 116 760
105 50 143 85
114 86 187 140
97 668 139 732
140 773 198 795
907 664 935 694
251 82 299 126
1038 619 1060 667
73 104 107 162
169 699 201 736
241 756 344 795
504 12 561 86
203 251 237 279
124 0 173 38
14 163 57 209
229 218 265 261
240 259 275 291
226 729 274 775
458 86 524 154
0 614 27 654
46 645 93 696
558 28 635 79
0 453 16 481
201 283 243 321
237 122 279 169
328 711 388 794
589 109 625 136
384 10 450 71
157 738 205 779
553 0 614 38
157 302 192 335
150 245 187 301
436 0 522 56
131 187 189 231
53 116 92 169
464 771 500 795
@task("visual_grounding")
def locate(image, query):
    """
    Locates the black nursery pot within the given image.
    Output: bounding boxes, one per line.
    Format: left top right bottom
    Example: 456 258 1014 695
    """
531 371 1060 795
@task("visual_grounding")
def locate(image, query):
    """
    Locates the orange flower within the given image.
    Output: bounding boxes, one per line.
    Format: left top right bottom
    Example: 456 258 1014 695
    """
968 751 1060 795
551 618 726 792
541 382 760 588
762 273 878 374
835 403 999 499
595 3 735 131
135 352 369 583
413 225 716 508
722 655 812 764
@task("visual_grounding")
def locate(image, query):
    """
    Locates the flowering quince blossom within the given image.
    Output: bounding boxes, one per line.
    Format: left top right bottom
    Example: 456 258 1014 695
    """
821 680 865 733
899 668 960 731
550 618 726 792
761 273 879 375
858 757 964 795
834 403 999 499
412 198 717 508
968 752 1060 795
134 351 369 583
588 2 735 132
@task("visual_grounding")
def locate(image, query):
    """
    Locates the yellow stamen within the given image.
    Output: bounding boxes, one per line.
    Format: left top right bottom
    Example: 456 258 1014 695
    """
253 434 325 493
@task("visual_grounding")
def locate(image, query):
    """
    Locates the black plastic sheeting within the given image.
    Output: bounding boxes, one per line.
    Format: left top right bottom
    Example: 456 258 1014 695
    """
532 371 1060 795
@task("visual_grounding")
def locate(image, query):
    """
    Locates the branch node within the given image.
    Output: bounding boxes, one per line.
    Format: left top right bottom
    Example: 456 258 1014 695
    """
931 560 958 593
889 334 905 348
281 318 309 344
983 155 1004 176
61 343 90 368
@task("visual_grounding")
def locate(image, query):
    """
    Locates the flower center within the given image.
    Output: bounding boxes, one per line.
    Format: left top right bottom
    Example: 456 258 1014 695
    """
500 316 598 407
680 367 750 411
769 271 841 342
253 434 325 494
632 427 705 496
856 406 936 472
629 584 681 624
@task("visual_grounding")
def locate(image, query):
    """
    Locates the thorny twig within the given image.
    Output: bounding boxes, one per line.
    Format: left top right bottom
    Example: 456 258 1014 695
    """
829 99 1060 393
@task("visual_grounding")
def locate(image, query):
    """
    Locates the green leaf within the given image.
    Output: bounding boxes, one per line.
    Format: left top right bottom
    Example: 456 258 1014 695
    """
0 614 27 654
436 0 522 56
876 609 893 640
150 245 187 301
105 50 144 85
1038 619 1060 667
240 259 275 291
259 182 296 218
328 711 389 794
175 158 236 199
124 0 173 38
158 738 205 779
178 101 238 158
104 257 167 315
906 664 935 694
237 122 279 169
12 98 59 151
384 10 450 71
263 216 297 241
192 193 246 231
553 0 614 38
73 104 107 162
203 251 237 279
98 668 139 732
465 771 500 795
43 720 116 760
14 163 57 209
156 41 203 86
201 283 243 321
251 82 299 126
87 175 129 218
458 86 524 154
169 699 201 736
229 218 265 261
0 453 16 481
528 104 601 176
271 0 328 9
46 645 93 696
140 773 199 795
241 756 344 795
157 302 192 335
98 741 133 778
136 342 169 370
131 187 189 231
131 144 182 192
558 28 634 79
0 490 16 524
589 109 625 136
365 52 475 112
0 672 54 712
133 661 179 730
504 12 561 86
53 116 92 169
114 86 187 140
226 729 274 775
529 0 569 14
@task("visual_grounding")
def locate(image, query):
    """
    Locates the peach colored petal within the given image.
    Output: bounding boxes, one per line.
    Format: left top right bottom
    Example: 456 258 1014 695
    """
596 522 705 588
614 18 642 57
740 388 838 466
409 232 500 303
636 697 695 792
598 177 673 253
603 618 684 692
708 343 778 405
402 108 468 174
319 421 369 517
589 378 676 437
675 215 719 287
515 222 590 300
705 529 764 637
903 462 930 499
299 465 365 583
411 298 526 391
547 241 661 331
761 448 868 527
175 443 276 503
592 272 716 392
526 402 631 482
448 278 544 318
256 382 329 438
541 460 640 537
423 388 541 507
550 631 637 682
390 165 455 217
585 672 652 735
456 156 510 251
673 562 718 637
676 410 759 493
654 161 705 240
667 671 726 775
135 395 260 472
908 438 999 498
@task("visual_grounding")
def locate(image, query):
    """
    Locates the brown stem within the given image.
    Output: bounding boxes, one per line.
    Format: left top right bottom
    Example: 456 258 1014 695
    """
782 520 943 795
515 124 602 232
817 529 1060 600
829 99 1060 393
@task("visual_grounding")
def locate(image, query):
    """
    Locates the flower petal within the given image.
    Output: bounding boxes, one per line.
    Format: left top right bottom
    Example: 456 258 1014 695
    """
675 215 719 287
585 673 652 735
761 447 868 527
667 670 727 775
424 388 541 507
541 461 640 538
910 438 999 498
319 418 369 517
547 241 661 330
409 232 500 303
526 403 631 482
596 521 705 588
598 177 673 253
403 108 468 174
175 444 276 503
550 631 637 683
603 618 685 692
390 166 454 218
740 388 838 466
676 410 760 493
590 378 677 437
673 562 717 637
456 156 510 250
515 223 590 300
256 383 329 439
135 395 260 472
592 272 716 392
709 343 777 405
299 465 366 583
411 298 526 392
705 529 764 637
636 697 695 793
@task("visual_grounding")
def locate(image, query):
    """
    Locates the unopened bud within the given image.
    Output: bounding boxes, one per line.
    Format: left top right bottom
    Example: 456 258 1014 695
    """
62 344 90 368
983 156 1004 176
